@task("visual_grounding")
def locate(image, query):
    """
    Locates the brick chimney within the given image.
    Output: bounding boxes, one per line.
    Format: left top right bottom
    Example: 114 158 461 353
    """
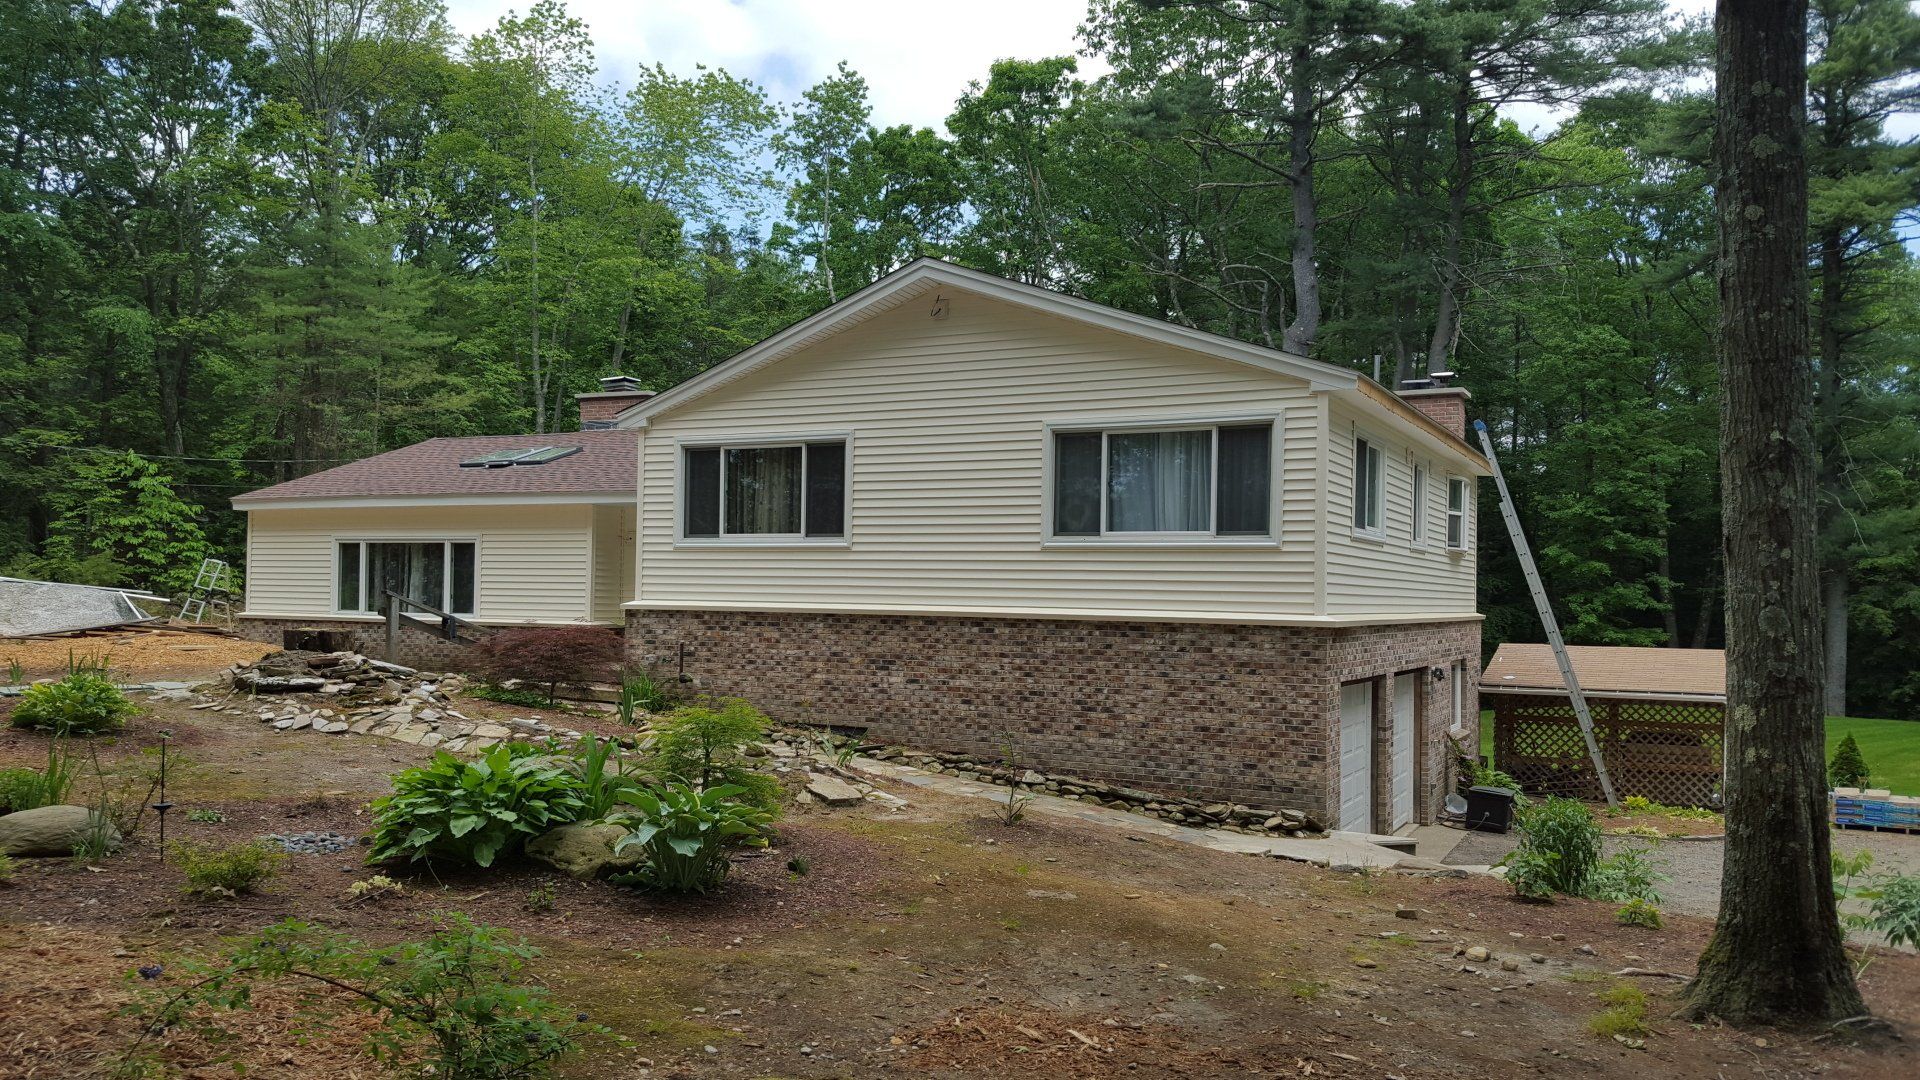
577 375 656 430
1396 375 1470 440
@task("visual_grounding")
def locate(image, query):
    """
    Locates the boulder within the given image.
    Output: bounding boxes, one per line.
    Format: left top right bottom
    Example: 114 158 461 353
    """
525 822 644 879
0 805 121 857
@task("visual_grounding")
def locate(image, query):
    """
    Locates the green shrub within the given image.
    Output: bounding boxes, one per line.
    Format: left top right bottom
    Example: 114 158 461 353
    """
171 839 285 896
1869 873 1920 949
0 768 42 813
1615 898 1664 929
646 698 782 812
1498 797 1601 899
1829 732 1871 788
368 745 588 868
1585 843 1663 904
611 783 774 894
10 671 137 735
130 914 599 1079
0 852 14 884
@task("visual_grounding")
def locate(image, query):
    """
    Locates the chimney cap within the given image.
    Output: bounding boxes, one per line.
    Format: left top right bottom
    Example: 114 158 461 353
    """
598 374 645 393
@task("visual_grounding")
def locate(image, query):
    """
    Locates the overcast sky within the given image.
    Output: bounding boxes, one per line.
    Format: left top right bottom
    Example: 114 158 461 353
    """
439 0 1910 143
442 0 1106 131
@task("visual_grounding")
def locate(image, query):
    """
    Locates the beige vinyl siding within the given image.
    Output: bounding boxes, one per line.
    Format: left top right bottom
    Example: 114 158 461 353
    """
636 289 1323 620
1323 400 1477 615
590 503 636 622
241 505 599 624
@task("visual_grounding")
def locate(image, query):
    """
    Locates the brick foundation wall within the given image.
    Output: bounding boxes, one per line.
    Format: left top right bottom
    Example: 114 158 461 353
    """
626 608 1479 824
234 616 485 672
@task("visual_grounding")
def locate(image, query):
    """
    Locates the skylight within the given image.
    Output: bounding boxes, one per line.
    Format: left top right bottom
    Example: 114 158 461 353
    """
458 445 581 469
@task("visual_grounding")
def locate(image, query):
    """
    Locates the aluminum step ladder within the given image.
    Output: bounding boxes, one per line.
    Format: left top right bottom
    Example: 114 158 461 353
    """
178 558 235 624
1472 419 1619 808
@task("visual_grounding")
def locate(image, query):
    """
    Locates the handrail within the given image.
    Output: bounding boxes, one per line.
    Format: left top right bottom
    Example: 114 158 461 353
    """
383 590 481 663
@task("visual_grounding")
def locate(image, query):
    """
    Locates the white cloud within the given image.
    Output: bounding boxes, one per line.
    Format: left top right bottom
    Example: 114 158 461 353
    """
442 0 1105 130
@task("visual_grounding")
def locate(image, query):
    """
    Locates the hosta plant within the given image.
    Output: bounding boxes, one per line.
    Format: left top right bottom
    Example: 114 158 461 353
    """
611 783 772 894
10 671 138 735
368 745 587 868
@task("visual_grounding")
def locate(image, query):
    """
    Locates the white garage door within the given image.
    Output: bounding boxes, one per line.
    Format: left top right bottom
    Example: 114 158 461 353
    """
1391 672 1417 831
1338 681 1373 834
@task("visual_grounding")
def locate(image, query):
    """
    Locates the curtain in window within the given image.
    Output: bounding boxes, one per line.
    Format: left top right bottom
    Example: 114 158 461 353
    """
725 446 802 534
367 543 445 613
1108 430 1210 531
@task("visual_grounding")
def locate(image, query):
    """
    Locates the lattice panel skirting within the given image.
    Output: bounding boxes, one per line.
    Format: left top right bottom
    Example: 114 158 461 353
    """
1488 694 1725 807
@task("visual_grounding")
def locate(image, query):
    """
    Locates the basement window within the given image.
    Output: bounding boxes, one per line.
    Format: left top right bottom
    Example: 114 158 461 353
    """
681 439 847 541
336 540 476 615
1050 422 1272 539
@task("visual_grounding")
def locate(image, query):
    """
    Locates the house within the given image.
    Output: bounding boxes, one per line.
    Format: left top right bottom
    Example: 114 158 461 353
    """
232 259 1489 832
1481 643 1727 808
231 428 642 670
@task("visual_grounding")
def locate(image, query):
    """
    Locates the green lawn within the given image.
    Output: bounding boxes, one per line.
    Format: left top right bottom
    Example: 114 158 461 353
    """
1476 712 1920 796
1826 716 1920 796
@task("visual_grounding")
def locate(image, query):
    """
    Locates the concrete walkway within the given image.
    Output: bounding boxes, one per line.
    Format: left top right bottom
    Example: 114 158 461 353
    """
851 757 1483 872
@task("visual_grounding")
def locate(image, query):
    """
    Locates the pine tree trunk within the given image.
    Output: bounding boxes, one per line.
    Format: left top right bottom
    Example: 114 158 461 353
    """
1280 45 1320 356
1683 0 1865 1025
1823 569 1848 717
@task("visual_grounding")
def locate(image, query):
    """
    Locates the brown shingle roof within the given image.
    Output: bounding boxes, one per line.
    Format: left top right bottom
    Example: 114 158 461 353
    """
232 431 638 504
1481 643 1726 701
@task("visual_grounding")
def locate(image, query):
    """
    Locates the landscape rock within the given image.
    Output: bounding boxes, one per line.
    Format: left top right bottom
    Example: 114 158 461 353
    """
1464 946 1490 963
526 822 644 879
0 805 120 857
805 775 865 806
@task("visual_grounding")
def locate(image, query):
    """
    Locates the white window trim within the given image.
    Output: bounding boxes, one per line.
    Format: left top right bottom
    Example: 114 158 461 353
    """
332 537 480 617
1450 660 1467 735
1351 430 1387 541
1410 459 1429 548
1040 414 1281 547
1446 475 1471 552
673 431 854 548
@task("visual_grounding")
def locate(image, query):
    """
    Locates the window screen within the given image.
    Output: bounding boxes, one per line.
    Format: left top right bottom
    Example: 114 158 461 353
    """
1053 432 1102 536
1216 425 1272 536
684 447 721 538
336 542 361 611
804 442 846 537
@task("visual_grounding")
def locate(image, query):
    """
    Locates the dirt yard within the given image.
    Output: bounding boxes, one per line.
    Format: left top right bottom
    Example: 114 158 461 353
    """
1 672 1914 1080
0 629 273 681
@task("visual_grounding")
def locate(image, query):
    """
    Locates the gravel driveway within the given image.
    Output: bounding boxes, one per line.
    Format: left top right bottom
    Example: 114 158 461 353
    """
1441 824 1920 930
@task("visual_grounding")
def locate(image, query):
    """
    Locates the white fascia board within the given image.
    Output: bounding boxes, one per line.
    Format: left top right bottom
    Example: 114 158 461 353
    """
615 259 1358 430
1332 387 1489 474
231 491 636 511
622 597 1482 629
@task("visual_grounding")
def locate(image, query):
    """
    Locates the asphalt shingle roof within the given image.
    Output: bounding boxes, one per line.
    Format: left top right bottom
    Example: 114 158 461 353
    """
233 430 638 503
1481 643 1726 701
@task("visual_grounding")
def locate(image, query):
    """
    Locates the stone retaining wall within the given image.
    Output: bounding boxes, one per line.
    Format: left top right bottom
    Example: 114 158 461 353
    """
234 616 483 672
627 608 1480 825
